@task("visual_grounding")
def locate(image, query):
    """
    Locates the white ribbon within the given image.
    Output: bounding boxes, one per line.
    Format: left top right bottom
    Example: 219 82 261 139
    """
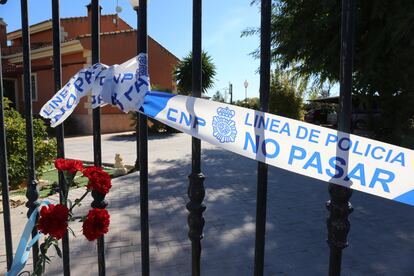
40 54 414 207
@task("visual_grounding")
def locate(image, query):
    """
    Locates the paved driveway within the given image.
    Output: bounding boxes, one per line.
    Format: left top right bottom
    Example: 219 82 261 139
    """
1 132 414 275
64 131 206 167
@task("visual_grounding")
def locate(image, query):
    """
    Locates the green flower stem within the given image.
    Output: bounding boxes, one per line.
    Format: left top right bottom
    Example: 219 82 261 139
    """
33 236 55 276
69 190 90 214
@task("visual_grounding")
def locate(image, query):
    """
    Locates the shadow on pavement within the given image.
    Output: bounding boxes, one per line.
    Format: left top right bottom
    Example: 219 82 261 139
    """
43 147 414 276
107 131 180 142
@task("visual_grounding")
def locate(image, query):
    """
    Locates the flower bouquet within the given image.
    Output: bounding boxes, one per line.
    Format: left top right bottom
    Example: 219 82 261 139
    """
33 159 112 275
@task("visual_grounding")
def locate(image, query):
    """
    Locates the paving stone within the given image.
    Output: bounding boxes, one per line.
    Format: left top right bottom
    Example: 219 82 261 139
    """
1 132 414 275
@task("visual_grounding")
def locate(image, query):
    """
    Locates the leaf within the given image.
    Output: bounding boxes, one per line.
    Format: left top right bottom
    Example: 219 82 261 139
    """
33 259 44 276
33 266 42 275
40 243 47 255
68 227 76 237
53 243 63 258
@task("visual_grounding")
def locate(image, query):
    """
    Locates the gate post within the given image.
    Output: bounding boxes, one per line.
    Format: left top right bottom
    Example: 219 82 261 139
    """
187 1 206 275
20 0 40 268
0 0 14 268
51 0 71 274
326 0 356 275
89 1 107 275
134 0 141 172
253 0 272 275
137 1 150 275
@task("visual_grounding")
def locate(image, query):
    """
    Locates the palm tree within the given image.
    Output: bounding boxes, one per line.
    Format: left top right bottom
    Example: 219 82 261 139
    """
173 51 216 95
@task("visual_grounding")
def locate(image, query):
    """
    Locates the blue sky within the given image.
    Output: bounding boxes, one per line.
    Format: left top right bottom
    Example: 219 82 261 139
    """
0 0 261 101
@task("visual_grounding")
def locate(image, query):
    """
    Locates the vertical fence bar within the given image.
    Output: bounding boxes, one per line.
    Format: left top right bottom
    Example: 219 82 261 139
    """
51 0 70 274
90 1 106 275
138 1 150 275
134 1 140 171
135 113 140 171
326 0 356 275
187 1 206 276
91 2 102 167
0 42 14 271
253 0 271 275
20 0 40 269
134 0 140 173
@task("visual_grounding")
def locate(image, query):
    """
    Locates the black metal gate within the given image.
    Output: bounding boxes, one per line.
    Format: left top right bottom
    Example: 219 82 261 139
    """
0 0 356 275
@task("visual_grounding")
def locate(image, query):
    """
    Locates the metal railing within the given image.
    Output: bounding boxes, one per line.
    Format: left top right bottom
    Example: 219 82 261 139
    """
0 31 13 273
0 0 356 275
51 0 70 274
20 0 40 270
137 1 150 275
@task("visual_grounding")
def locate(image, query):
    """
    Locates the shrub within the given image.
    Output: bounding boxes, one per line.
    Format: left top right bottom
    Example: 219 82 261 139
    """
234 71 305 120
129 86 180 133
269 70 304 120
234 97 260 110
129 111 166 133
3 97 56 189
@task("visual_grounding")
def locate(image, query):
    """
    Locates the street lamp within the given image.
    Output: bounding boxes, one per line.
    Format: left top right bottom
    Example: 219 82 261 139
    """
129 0 139 9
244 79 249 101
229 82 233 104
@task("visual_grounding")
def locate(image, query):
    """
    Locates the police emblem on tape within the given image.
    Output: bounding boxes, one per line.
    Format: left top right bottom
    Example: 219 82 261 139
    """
212 107 237 143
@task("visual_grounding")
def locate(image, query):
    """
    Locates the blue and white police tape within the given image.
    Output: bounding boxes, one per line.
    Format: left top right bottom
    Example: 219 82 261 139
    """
40 54 414 207
6 200 50 276
40 54 149 127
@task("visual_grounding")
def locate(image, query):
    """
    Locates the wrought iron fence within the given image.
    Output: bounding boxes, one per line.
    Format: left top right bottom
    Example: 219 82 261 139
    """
0 0 356 275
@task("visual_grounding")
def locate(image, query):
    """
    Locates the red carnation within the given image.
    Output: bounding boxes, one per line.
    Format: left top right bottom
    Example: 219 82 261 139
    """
55 158 83 174
82 208 110 241
83 166 112 195
54 158 66 170
37 204 69 240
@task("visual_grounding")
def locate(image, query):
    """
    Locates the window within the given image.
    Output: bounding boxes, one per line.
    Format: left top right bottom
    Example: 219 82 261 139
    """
21 73 37 102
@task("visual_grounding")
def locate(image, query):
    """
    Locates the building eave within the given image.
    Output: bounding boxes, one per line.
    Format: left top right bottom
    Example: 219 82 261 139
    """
7 21 53 41
7 14 125 41
4 40 84 63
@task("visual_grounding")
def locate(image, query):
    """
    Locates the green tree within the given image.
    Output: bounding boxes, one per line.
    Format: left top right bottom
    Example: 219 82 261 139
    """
211 91 225 102
304 85 335 114
269 69 304 120
234 97 260 110
173 51 217 95
244 0 414 145
3 98 56 189
234 70 304 119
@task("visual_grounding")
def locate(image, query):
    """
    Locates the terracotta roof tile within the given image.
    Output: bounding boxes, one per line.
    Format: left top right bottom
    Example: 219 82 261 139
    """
76 28 136 38
62 14 118 21
76 29 179 61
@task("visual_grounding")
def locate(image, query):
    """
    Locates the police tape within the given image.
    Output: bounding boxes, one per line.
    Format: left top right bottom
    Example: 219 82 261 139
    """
40 55 414 207
40 54 149 127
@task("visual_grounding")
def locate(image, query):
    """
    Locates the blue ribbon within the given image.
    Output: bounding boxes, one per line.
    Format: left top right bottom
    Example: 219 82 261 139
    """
6 200 50 276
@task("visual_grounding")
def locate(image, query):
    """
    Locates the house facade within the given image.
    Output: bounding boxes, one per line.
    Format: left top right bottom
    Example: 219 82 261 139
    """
1 6 179 134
